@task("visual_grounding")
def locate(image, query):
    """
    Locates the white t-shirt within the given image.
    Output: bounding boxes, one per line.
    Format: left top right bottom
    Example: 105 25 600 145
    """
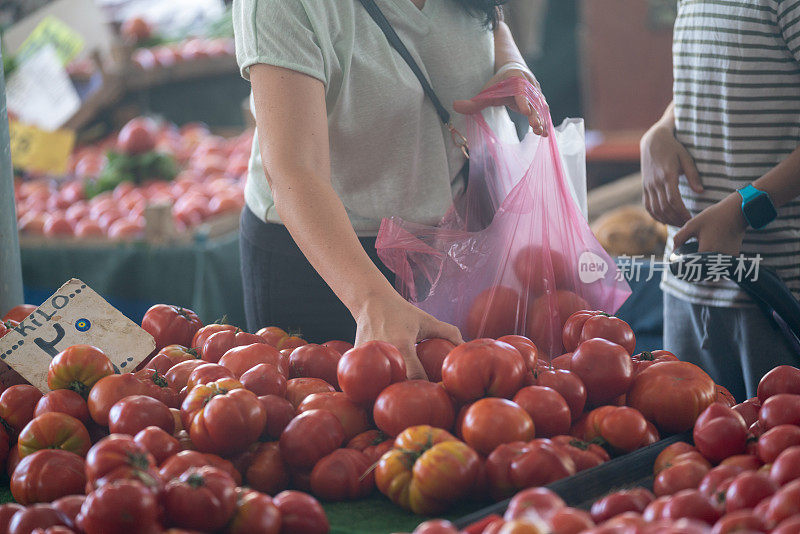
233 0 495 235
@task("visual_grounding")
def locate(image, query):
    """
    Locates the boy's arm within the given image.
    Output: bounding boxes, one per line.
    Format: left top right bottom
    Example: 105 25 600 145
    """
673 145 800 255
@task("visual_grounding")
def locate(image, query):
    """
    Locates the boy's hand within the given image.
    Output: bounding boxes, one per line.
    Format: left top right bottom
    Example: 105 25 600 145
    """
641 121 704 227
673 194 748 256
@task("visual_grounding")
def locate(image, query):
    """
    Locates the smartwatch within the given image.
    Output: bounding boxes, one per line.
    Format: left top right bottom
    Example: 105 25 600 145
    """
737 184 777 230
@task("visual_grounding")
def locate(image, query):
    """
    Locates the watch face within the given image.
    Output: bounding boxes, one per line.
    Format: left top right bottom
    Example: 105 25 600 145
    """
745 193 778 229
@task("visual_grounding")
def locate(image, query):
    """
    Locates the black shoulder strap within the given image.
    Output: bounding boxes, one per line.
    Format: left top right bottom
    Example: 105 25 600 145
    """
357 0 451 127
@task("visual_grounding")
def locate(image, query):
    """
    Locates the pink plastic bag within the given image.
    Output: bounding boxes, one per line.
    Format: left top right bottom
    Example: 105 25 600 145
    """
376 78 631 357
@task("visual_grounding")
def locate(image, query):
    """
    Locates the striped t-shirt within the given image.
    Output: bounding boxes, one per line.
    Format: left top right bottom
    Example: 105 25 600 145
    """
662 0 800 307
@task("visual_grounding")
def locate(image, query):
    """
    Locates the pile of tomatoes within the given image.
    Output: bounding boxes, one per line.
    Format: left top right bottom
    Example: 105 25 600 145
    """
14 117 250 240
0 301 742 533
412 365 800 534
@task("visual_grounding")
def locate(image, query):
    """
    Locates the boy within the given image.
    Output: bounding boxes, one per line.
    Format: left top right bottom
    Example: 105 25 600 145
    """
641 0 800 400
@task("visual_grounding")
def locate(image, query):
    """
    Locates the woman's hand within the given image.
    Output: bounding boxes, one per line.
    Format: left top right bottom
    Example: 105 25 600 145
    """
353 294 464 380
641 116 704 227
672 194 747 256
453 63 547 136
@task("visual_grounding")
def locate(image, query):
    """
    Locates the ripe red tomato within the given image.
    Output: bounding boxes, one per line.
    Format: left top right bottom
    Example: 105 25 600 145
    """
513 386 571 437
570 338 632 407
485 442 534 501
109 395 174 435
698 465 746 500
693 404 748 463
764 480 800 527
47 345 116 398
255 326 288 346
562 310 603 353
757 365 800 403
534 369 586 421
653 460 710 497
631 350 679 376
10 449 86 505
192 323 236 350
226 490 281 534
732 398 761 427
715 385 737 407
465 286 525 340
0 503 24 534
725 471 778 513
579 315 636 355
628 361 716 434
273 491 329 534
588 406 648 453
288 344 341 388
347 430 392 464
164 360 206 390
134 426 180 465
158 449 240 484
513 245 570 294
461 398 534 456
156 344 201 367
442 339 526 402
240 363 287 397
141 304 203 351
258 395 296 440
550 436 610 472
413 519 459 534
202 329 265 364
116 117 158 155
416 338 456 382
770 445 800 486
509 439 576 489
280 409 345 470
286 378 336 409
712 510 767 534
498 335 539 373
85 434 159 490
76 480 160 534
7 504 67 534
298 391 370 441
3 304 36 323
550 507 595 534
590 490 653 523
244 442 290 495
772 515 800 534
219 343 284 378
337 341 407 404
757 424 800 464
759 393 800 429
503 487 566 523
18 412 91 458
34 390 90 425
661 489 719 524
654 442 698 475
184 384 265 456
323 340 354 355
86 373 146 426
0 385 44 433
164 466 237 531
527 291 589 356
185 363 235 390
310 448 374 501
372 380 455 438
136 369 181 408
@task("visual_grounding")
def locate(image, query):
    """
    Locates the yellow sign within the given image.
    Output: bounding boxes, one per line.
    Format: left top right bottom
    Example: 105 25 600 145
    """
9 120 75 175
16 16 84 67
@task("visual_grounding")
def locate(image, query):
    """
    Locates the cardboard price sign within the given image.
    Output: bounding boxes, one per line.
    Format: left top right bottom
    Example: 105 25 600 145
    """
0 279 155 392
9 120 75 175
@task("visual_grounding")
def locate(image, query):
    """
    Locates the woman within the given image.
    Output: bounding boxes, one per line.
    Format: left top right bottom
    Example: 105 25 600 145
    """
233 0 544 379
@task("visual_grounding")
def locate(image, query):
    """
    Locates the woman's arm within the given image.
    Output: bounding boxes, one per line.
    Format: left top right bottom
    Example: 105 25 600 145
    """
453 20 545 134
248 64 462 377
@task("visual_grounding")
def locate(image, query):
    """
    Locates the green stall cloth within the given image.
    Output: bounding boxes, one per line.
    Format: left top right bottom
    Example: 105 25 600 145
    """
20 232 247 328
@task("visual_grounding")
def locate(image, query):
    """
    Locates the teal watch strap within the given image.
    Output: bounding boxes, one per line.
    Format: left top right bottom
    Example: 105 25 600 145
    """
737 184 777 229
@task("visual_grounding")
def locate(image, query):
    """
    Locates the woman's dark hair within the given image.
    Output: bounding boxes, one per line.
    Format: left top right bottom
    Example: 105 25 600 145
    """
458 0 508 28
